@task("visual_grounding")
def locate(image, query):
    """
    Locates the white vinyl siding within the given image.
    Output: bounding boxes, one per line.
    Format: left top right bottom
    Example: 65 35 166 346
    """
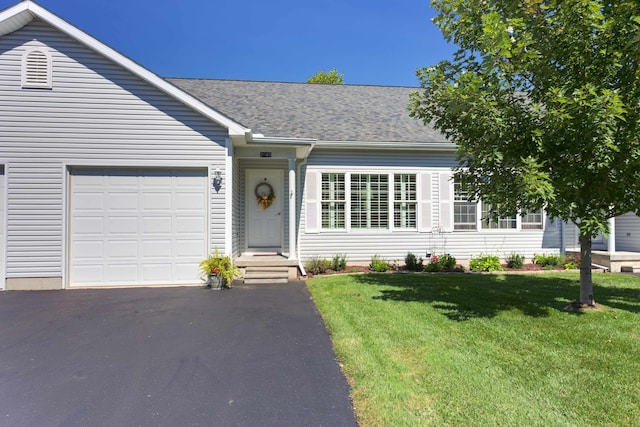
394 174 417 229
300 149 562 263
0 166 5 289
616 212 640 252
0 22 229 283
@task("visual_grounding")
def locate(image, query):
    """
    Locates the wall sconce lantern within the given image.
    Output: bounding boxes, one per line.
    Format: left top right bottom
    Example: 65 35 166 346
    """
213 168 223 188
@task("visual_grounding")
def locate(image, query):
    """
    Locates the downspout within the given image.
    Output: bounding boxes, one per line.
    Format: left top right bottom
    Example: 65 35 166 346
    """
296 144 315 277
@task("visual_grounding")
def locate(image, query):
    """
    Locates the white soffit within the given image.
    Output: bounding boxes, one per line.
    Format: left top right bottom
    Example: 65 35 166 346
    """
0 1 249 137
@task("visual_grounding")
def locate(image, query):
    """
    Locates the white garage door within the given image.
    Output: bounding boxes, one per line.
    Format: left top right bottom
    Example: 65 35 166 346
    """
69 168 208 287
0 166 5 290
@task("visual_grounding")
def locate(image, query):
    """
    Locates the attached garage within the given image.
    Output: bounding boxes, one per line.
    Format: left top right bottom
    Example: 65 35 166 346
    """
69 168 208 287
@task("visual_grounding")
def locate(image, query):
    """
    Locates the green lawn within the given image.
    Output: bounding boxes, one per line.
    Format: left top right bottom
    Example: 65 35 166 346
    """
307 272 640 426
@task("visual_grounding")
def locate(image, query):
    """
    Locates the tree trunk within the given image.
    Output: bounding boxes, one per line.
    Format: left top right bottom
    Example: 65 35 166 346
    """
579 234 595 306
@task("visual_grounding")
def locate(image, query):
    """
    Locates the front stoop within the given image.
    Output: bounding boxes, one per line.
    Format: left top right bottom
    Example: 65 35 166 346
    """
235 255 299 284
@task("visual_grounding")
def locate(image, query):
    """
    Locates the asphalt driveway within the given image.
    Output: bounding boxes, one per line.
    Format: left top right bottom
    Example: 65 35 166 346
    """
0 282 357 427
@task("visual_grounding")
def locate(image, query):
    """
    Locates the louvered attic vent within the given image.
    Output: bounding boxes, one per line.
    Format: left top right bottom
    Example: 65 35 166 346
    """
22 48 52 88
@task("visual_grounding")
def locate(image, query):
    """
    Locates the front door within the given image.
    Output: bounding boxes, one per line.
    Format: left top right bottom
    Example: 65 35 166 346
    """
246 169 283 250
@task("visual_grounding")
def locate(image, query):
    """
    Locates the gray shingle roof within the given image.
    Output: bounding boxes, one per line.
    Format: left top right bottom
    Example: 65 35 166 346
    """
166 78 448 144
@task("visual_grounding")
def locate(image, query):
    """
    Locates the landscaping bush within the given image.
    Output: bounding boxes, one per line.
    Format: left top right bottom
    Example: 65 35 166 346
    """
404 252 424 271
563 255 580 270
533 253 565 268
505 253 525 269
305 257 331 275
425 254 458 272
469 255 503 272
332 253 348 272
370 255 391 272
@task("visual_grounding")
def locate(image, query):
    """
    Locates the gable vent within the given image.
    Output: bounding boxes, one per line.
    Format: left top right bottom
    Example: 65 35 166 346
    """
22 48 52 88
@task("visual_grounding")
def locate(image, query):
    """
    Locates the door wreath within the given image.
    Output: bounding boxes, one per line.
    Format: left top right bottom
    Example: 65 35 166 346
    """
255 182 275 210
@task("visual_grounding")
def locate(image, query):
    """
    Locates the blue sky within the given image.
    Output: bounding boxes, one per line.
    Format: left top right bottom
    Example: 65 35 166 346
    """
1 0 456 87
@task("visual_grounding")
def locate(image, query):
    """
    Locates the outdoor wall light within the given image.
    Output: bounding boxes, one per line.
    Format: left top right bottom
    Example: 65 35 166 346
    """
213 168 223 187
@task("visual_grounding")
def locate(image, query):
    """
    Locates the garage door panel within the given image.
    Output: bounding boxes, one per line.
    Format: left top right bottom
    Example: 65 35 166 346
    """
143 240 172 257
107 240 138 258
177 193 206 210
177 239 207 257
72 241 104 259
108 193 138 210
70 168 208 287
177 217 206 233
142 217 172 233
73 217 104 234
143 193 172 210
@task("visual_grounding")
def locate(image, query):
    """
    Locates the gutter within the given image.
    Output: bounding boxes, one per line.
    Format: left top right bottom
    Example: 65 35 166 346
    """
315 140 457 151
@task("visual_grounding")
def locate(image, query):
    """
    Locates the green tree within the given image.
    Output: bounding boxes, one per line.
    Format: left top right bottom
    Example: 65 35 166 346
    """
307 68 344 84
410 0 640 306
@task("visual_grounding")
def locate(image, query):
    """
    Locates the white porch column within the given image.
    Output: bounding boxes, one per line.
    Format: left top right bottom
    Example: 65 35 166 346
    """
288 159 297 260
608 217 616 254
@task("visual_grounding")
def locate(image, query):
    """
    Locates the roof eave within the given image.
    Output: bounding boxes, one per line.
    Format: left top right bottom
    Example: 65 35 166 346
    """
315 140 457 151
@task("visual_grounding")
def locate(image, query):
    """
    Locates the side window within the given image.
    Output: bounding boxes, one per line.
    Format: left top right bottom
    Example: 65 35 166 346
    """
394 174 417 229
521 209 544 230
351 174 389 229
481 203 517 229
22 48 52 89
453 180 477 230
321 173 345 229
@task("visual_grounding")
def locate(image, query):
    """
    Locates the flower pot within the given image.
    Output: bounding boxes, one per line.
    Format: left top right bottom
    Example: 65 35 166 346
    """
207 274 226 290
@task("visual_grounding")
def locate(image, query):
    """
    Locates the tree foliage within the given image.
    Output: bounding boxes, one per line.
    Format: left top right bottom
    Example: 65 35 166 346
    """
307 68 344 84
410 0 640 305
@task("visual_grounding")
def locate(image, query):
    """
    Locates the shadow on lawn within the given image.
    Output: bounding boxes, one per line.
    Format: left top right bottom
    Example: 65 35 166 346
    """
356 273 640 321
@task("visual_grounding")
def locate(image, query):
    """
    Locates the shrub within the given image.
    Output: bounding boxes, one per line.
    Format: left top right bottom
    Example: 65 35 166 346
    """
564 255 580 270
505 253 525 269
305 257 331 275
370 255 391 272
469 255 503 272
533 253 565 267
425 254 458 272
332 253 348 272
404 252 424 271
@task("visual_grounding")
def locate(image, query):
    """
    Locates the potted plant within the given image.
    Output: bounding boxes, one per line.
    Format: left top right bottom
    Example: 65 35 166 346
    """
199 248 241 290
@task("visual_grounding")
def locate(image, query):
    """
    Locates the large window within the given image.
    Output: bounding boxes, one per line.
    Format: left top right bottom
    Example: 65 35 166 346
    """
394 174 417 229
481 203 517 229
321 173 345 229
454 181 477 230
350 174 389 229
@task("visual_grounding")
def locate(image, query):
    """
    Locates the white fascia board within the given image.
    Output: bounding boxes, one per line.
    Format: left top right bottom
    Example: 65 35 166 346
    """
249 135 316 146
7 1 248 137
315 140 457 151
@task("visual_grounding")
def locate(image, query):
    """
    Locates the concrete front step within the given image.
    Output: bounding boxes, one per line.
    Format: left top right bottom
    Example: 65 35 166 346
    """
244 267 290 284
236 255 299 283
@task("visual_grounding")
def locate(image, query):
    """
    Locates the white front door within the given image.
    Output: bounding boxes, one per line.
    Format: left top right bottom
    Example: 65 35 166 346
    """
246 169 283 250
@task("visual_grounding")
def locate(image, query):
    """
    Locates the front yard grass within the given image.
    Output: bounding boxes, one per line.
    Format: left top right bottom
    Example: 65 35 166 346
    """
307 272 640 426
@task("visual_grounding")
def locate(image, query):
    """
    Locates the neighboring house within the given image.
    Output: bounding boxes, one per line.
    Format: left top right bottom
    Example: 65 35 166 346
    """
0 2 638 289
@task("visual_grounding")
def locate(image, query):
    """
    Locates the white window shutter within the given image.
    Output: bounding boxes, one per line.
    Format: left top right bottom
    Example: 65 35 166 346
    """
439 172 454 232
419 172 432 232
305 171 319 233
